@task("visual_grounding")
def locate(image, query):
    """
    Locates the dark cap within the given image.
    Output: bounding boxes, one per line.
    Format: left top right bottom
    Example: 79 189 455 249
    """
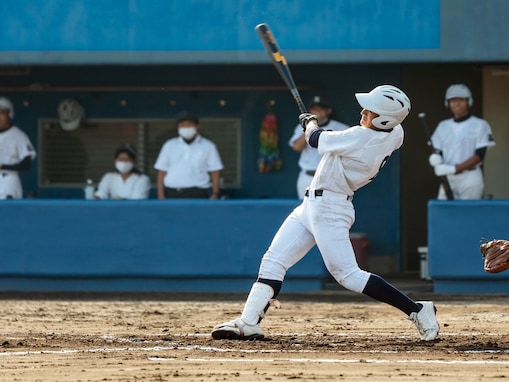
115 143 137 159
308 95 332 109
175 110 199 125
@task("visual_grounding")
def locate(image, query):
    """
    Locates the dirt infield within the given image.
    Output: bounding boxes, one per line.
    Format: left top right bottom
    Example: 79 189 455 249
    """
0 289 508 381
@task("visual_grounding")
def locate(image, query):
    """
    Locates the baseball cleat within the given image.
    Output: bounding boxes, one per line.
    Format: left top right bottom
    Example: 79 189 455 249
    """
211 318 264 340
408 301 440 341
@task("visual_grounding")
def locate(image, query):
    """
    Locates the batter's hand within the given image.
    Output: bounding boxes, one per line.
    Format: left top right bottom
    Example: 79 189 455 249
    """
434 164 456 176
299 113 318 132
428 153 443 167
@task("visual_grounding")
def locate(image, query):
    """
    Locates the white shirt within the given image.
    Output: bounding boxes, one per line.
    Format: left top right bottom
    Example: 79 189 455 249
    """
310 125 404 195
288 119 349 171
94 172 151 200
154 134 223 188
431 115 495 165
0 126 37 169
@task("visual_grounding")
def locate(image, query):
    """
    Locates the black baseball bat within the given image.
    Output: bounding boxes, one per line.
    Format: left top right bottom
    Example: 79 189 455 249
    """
418 112 455 200
255 23 307 114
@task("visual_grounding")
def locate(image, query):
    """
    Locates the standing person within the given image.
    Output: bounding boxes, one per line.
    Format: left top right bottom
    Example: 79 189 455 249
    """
154 111 223 199
0 97 37 199
288 96 349 199
212 85 439 342
428 84 495 200
94 143 151 200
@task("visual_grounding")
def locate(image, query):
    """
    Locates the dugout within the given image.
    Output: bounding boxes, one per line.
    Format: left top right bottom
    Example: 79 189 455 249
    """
0 0 508 290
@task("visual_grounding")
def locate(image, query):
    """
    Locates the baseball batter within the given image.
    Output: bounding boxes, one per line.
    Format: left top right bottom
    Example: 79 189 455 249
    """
0 97 37 199
288 96 349 199
429 84 495 200
212 85 439 342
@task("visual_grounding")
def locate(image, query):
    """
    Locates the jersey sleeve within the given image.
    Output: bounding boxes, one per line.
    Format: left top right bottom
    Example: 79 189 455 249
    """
288 124 303 146
16 130 37 160
94 173 111 199
153 142 170 171
476 119 496 149
206 143 224 172
316 126 366 156
131 174 151 199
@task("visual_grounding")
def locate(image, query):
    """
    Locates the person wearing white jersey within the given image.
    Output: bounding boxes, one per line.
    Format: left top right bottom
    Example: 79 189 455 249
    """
288 96 349 199
211 85 439 342
94 143 151 200
154 111 223 199
428 84 495 200
0 97 37 199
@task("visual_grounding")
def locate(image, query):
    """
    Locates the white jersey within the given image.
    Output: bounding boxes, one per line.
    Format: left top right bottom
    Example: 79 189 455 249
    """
288 119 349 171
310 125 404 195
430 115 495 164
0 126 37 199
94 172 151 200
0 126 37 165
154 134 223 189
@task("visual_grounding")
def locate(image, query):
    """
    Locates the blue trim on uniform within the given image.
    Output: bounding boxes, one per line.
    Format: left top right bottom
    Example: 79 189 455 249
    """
308 129 323 148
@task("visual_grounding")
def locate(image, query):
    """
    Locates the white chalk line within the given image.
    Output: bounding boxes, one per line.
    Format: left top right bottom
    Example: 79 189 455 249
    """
1 344 509 359
148 357 509 365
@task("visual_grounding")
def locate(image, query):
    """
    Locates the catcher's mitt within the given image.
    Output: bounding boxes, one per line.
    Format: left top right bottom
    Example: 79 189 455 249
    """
480 239 509 274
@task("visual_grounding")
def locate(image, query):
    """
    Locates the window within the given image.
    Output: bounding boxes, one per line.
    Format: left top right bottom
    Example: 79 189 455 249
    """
38 118 241 188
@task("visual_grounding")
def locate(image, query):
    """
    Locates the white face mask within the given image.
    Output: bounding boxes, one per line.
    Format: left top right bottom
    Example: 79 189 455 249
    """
178 127 197 140
115 161 134 174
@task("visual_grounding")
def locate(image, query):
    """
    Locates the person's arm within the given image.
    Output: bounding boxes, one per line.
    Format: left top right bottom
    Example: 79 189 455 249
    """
209 170 221 200
454 154 483 173
291 134 307 152
0 156 31 171
157 171 166 199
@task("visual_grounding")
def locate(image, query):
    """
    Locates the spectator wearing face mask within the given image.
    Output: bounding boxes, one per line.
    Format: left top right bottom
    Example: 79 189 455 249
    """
94 143 151 200
154 111 224 199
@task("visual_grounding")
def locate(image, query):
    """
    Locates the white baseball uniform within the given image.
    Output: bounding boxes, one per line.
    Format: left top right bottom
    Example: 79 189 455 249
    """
289 119 350 199
259 124 404 293
94 172 151 200
154 134 223 189
431 115 495 200
0 126 37 199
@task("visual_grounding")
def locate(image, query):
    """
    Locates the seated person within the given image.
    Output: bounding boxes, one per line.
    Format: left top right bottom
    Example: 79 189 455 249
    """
94 144 151 200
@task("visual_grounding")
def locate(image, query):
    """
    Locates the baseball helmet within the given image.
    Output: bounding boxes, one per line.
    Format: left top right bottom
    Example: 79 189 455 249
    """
308 95 332 109
444 84 473 107
58 98 84 131
0 97 14 119
355 85 411 130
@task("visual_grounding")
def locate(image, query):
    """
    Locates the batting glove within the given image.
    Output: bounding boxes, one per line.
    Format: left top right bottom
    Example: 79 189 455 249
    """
434 164 456 176
428 153 443 167
299 113 318 132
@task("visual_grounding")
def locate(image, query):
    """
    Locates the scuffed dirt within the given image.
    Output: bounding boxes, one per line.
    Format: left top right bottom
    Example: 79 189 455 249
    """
0 290 508 381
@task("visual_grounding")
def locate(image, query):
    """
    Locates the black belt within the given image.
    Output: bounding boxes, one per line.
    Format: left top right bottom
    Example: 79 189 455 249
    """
305 189 323 197
304 189 353 201
305 170 316 176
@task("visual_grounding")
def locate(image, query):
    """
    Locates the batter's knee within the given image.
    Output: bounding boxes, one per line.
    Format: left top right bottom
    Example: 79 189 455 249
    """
332 268 371 293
